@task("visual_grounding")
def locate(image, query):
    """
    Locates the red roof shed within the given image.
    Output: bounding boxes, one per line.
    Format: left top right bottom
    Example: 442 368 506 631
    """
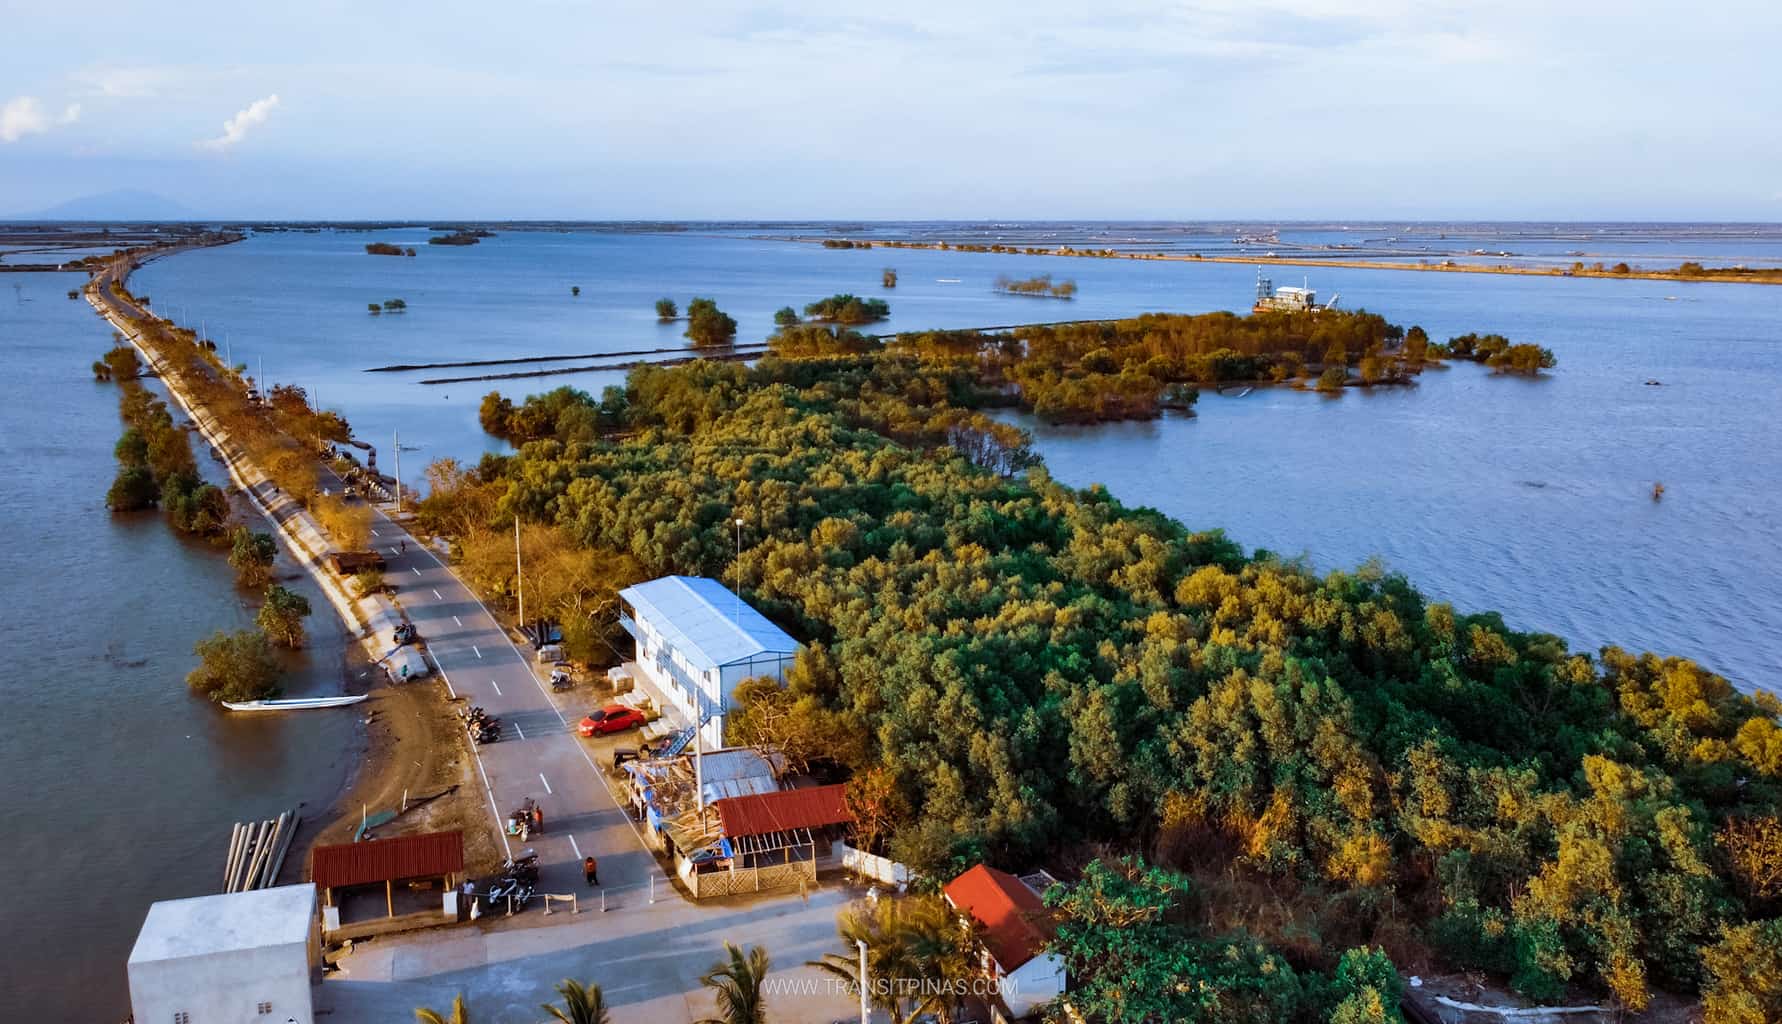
943 863 1055 972
712 784 852 838
312 830 464 890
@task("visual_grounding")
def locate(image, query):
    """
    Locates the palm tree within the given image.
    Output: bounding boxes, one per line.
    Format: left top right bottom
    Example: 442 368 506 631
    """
414 993 470 1024
696 941 771 1024
541 978 610 1024
810 896 975 1024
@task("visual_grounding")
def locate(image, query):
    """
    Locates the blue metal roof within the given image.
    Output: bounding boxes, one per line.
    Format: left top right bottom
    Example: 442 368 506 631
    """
618 575 800 672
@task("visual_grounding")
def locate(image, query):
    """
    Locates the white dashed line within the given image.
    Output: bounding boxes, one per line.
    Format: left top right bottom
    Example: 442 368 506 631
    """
513 722 525 740
473 645 483 659
568 835 582 859
539 773 553 795
490 679 502 696
432 588 443 600
370 529 380 538
411 567 421 576
453 615 463 627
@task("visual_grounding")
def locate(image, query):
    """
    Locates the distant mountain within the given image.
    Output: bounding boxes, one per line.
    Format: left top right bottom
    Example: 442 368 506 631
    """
19 189 199 221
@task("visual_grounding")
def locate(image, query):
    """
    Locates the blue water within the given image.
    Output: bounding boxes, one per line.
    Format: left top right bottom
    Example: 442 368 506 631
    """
0 273 358 1019
130 229 1782 696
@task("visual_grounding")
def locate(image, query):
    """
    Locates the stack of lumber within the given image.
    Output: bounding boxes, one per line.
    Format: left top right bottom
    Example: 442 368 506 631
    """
222 809 301 893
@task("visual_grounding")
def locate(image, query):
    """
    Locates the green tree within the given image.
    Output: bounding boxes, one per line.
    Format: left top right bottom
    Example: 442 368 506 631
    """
540 979 610 1024
685 297 737 348
368 303 382 314
695 942 771 1024
810 896 973 1024
188 629 281 703
1317 366 1348 393
1045 858 1308 1024
107 466 158 510
655 297 679 320
352 569 387 598
257 585 311 648
229 527 278 588
415 994 471 1024
773 306 800 327
104 345 142 381
1328 947 1405 1024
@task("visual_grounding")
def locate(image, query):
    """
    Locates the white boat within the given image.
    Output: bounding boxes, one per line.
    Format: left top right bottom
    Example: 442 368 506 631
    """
221 694 369 712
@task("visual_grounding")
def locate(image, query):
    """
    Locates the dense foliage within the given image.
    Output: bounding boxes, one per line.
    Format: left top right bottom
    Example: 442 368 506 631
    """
447 348 1779 1012
1441 332 1557 375
187 629 281 702
229 527 278 588
802 293 890 324
685 297 737 348
256 584 311 648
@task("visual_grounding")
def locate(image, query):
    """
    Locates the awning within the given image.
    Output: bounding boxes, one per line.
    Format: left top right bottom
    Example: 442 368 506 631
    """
713 784 852 839
312 830 463 889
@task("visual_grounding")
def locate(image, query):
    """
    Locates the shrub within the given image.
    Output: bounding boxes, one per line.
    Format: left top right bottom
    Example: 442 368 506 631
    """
187 629 281 702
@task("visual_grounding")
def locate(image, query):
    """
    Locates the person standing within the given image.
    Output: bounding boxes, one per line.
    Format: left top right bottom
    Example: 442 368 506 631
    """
583 856 599 887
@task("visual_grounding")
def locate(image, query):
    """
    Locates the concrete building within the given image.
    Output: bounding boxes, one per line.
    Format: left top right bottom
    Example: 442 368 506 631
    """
128 883 319 1024
618 575 801 748
943 864 1067 1020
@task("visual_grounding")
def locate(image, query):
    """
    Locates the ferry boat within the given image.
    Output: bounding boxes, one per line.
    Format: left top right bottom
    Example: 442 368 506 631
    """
1253 269 1339 313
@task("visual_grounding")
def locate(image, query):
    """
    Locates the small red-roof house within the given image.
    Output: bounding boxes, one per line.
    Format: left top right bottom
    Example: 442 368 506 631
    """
943 864 1067 1019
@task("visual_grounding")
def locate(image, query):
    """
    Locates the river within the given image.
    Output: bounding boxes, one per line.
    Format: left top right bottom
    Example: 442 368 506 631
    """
5 223 1779 1017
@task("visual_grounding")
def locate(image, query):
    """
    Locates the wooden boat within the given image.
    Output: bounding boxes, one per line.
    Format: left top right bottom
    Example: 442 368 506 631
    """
221 694 369 712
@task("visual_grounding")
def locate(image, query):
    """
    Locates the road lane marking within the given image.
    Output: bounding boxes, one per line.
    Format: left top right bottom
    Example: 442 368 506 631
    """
453 615 463 627
432 588 443 600
539 773 553 794
434 665 508 855
407 540 669 872
490 679 502 696
569 835 582 860
514 722 525 740
370 529 379 538
473 645 483 659
411 567 421 576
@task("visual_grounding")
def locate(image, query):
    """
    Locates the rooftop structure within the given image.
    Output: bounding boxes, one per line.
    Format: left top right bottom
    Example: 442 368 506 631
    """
619 575 801 748
129 884 319 1024
943 864 1068 1019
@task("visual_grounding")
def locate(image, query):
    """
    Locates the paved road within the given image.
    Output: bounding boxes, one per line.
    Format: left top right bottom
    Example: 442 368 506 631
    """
366 505 664 899
90 253 662 901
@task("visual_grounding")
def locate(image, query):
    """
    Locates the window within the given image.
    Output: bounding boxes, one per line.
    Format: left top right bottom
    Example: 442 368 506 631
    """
173 1014 190 1024
257 1001 274 1014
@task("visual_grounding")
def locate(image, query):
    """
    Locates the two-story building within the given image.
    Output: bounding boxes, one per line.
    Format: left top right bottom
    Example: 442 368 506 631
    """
617 575 801 749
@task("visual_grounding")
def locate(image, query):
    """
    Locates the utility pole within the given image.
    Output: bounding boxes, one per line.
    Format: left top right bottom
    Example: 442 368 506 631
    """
857 939 870 1024
514 515 525 638
393 428 401 513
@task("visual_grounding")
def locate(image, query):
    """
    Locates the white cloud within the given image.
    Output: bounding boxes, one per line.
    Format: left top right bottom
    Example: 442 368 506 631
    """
1 97 50 142
199 94 280 151
0 97 79 142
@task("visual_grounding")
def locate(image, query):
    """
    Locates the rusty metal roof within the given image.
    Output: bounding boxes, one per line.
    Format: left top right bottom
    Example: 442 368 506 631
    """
712 784 851 839
944 864 1055 972
311 830 464 890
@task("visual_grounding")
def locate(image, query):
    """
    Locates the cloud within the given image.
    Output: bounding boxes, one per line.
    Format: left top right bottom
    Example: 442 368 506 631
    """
199 94 280 151
1 96 79 143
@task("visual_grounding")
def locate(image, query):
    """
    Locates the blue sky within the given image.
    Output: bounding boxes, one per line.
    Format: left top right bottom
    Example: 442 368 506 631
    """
3 0 1779 219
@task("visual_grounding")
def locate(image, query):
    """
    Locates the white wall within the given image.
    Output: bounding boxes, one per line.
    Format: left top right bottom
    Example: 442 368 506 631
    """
1001 953 1067 1020
129 941 314 1024
630 613 793 750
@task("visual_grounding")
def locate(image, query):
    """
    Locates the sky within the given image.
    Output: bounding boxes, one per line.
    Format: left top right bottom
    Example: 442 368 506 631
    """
2 0 1779 220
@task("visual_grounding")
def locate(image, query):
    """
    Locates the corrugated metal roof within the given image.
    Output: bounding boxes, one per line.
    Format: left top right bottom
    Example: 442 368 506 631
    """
943 864 1055 972
311 830 464 890
713 784 852 838
618 575 800 672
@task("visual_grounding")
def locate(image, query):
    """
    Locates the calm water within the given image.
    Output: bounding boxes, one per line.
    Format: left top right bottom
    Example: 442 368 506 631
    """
0 272 358 1020
11 224 1778 1016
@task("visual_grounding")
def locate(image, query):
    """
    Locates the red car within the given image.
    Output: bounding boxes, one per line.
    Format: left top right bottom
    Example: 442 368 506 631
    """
578 705 645 737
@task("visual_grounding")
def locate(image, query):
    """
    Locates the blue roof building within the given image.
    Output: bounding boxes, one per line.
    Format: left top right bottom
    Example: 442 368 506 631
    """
617 576 801 748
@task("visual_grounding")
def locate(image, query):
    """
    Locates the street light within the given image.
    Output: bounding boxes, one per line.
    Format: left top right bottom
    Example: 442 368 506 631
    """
857 938 870 1024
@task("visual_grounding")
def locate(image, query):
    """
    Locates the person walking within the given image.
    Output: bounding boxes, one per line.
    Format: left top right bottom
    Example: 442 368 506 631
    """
583 856 599 887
